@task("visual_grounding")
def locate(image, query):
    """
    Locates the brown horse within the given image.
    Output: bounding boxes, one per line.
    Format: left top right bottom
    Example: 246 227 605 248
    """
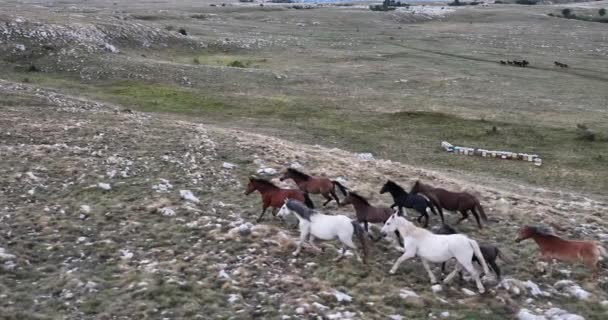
341 192 402 244
244 177 314 222
516 225 606 278
410 181 488 229
279 168 348 206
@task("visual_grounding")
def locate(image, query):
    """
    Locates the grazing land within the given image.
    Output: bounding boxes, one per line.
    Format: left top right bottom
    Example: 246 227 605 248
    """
1 0 607 319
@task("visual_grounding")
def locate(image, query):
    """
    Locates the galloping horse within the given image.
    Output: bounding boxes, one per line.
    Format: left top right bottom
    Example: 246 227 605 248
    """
410 181 488 229
381 214 490 293
280 168 348 206
341 192 394 232
516 225 606 278
436 224 510 280
380 180 443 227
277 199 369 263
244 177 314 222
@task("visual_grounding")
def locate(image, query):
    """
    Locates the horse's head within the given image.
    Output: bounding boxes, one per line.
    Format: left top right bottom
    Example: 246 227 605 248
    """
379 181 390 194
410 180 421 193
277 200 292 220
515 225 534 242
380 212 400 238
244 177 257 195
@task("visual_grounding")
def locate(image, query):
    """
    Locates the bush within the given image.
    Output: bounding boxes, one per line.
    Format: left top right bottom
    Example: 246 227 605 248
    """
193 57 200 65
227 60 247 68
562 8 572 17
27 64 40 72
178 28 187 36
576 124 596 141
600 8 606 16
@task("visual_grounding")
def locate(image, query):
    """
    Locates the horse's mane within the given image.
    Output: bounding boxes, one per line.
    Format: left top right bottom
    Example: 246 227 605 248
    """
251 177 279 189
286 199 316 221
386 180 405 192
529 225 561 239
286 168 311 181
348 192 371 206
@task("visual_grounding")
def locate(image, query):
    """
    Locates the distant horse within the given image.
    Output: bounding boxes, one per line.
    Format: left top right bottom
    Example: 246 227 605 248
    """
515 225 606 278
507 61 514 65
380 180 443 227
277 199 369 263
410 181 488 229
436 224 510 280
554 61 569 68
521 60 529 67
244 177 314 222
279 168 348 206
500 60 507 65
381 214 490 293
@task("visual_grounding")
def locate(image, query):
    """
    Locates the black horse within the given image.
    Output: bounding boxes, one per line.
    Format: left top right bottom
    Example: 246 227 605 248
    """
379 180 443 228
435 224 510 280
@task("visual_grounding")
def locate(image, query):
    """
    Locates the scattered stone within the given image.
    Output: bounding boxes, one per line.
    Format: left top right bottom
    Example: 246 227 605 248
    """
0 248 16 261
523 280 548 297
98 182 112 191
180 190 200 204
356 153 375 161
554 280 590 300
544 308 584 320
152 179 173 193
333 290 352 303
517 308 545 320
80 205 91 213
218 269 230 279
120 249 133 260
389 315 403 320
228 294 239 303
312 302 329 310
400 288 424 306
461 288 476 296
440 311 450 318
431 284 443 293
222 162 237 169
159 207 176 217
257 167 277 175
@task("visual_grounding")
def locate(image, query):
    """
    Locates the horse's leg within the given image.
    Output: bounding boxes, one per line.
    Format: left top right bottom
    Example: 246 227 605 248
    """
470 207 482 229
457 257 485 294
420 258 438 284
389 247 416 274
322 193 333 206
418 207 429 228
329 190 340 206
308 234 323 253
456 210 469 224
443 263 462 284
394 230 404 247
271 207 278 217
256 206 268 223
334 246 347 262
339 236 362 262
487 258 501 281
293 228 309 257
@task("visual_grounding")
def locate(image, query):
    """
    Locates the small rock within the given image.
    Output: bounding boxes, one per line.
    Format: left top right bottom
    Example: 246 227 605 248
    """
431 284 443 293
98 182 112 191
256 167 277 175
312 302 329 310
295 307 306 314
356 153 375 161
0 248 16 261
120 249 133 260
159 207 176 217
440 311 450 318
333 290 352 303
180 190 200 204
80 205 91 213
222 162 237 169
461 288 476 296
389 316 403 320
228 294 239 303
517 308 546 320
554 280 590 300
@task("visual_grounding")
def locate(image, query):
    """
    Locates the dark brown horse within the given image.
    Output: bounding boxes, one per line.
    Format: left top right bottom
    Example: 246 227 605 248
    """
516 225 606 278
410 181 488 229
341 192 402 244
245 177 314 222
279 168 348 206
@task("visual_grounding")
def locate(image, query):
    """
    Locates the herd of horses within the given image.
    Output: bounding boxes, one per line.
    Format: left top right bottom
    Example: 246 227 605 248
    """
498 59 571 69
244 168 606 293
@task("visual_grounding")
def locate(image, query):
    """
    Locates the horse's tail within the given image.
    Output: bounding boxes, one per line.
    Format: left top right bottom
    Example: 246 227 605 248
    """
496 247 512 264
469 239 490 275
332 180 348 196
303 193 315 209
475 201 488 221
351 221 369 264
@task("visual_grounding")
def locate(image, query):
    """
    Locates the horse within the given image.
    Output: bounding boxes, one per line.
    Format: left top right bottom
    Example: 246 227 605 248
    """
410 181 488 229
435 224 510 280
380 180 443 228
521 60 529 67
515 225 606 278
277 199 369 263
380 213 490 293
279 168 348 206
500 60 507 65
340 192 398 239
507 61 513 65
244 177 314 222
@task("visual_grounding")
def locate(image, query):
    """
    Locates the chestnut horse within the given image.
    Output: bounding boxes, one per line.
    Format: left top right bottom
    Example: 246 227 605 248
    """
280 168 348 206
516 225 606 278
410 181 487 229
244 177 314 222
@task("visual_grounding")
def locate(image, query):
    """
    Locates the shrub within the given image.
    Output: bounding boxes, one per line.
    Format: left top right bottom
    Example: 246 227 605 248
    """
27 64 40 72
193 57 200 65
227 60 247 68
178 28 187 36
600 8 606 16
516 0 538 5
576 124 596 141
562 8 572 17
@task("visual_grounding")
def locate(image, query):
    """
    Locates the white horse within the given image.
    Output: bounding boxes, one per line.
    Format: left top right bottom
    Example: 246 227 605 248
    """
277 199 369 263
381 213 490 293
